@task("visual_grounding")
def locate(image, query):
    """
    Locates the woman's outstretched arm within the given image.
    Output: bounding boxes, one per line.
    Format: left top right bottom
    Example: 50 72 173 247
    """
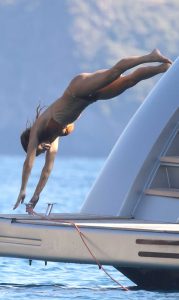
13 128 38 210
26 138 59 213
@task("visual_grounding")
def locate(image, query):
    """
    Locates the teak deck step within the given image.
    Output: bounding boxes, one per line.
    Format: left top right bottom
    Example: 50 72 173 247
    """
160 156 179 165
145 188 179 198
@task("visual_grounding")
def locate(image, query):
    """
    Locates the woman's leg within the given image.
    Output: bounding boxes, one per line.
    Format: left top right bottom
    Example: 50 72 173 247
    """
110 49 171 76
69 49 171 98
96 62 171 100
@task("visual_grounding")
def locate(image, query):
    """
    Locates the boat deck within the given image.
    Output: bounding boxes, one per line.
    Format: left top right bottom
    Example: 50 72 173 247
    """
0 213 179 234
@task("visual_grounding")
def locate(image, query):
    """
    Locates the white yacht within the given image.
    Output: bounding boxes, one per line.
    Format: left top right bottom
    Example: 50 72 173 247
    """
1 58 179 290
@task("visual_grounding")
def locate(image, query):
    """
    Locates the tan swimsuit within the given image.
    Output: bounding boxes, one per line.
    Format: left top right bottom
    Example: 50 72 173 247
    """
51 88 96 126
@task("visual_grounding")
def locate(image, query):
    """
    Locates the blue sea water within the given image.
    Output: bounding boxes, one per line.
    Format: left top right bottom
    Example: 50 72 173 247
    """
0 154 179 299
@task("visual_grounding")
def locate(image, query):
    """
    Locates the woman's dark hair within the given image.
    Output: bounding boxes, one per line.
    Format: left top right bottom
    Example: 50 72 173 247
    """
20 128 31 153
20 104 45 153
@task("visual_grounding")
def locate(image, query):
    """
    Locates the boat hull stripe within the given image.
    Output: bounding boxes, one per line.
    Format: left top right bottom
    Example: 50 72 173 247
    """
136 239 179 245
138 251 179 259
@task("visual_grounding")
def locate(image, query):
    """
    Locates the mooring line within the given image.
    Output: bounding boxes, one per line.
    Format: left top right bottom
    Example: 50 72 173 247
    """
27 209 128 291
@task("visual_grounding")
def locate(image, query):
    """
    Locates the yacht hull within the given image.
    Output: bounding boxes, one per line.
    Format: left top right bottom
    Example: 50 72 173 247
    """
0 214 179 289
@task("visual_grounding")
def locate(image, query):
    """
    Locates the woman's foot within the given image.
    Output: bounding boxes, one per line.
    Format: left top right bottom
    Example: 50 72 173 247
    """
150 49 172 64
158 62 171 73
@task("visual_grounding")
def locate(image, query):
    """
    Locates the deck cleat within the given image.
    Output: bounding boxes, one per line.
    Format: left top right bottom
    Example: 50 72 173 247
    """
45 203 56 216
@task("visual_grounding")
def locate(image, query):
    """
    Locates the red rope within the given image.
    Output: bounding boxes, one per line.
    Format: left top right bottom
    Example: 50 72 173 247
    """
30 209 128 291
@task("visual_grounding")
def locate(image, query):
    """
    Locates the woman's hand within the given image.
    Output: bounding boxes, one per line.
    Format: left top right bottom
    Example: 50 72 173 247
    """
26 203 35 215
29 194 39 208
25 195 39 215
13 190 26 210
